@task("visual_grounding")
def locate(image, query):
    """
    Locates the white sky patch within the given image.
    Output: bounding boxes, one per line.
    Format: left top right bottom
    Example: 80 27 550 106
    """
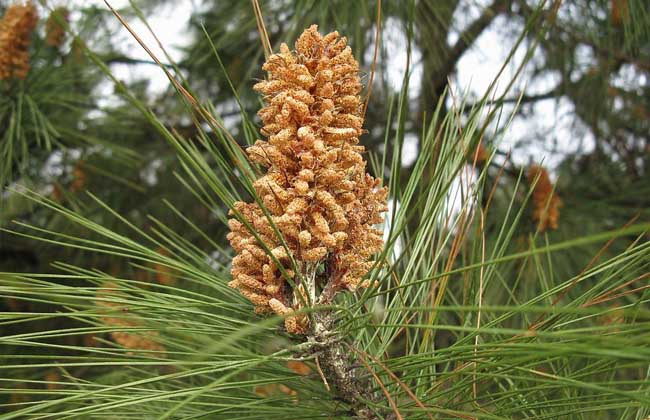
443 164 480 233
371 4 580 173
452 12 592 172
383 198 403 263
453 15 527 99
41 150 64 179
140 158 164 187
205 249 227 271
107 1 193 95
401 133 419 167
378 17 423 100
448 0 494 45
63 0 194 99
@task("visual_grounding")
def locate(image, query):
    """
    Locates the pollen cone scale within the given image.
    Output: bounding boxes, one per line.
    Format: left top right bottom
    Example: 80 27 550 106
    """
227 25 387 334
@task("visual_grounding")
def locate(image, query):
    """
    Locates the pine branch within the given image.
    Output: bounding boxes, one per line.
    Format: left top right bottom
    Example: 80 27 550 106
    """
307 311 380 419
433 0 510 92
516 0 650 71
448 0 509 69
102 54 178 69
463 85 563 111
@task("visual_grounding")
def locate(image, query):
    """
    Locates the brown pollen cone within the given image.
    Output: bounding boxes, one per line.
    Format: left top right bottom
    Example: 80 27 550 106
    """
0 2 38 80
227 25 387 334
153 247 177 286
45 7 69 48
527 164 562 232
96 281 166 356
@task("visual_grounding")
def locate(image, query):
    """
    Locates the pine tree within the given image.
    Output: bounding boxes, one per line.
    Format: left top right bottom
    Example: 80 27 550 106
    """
1 1 649 418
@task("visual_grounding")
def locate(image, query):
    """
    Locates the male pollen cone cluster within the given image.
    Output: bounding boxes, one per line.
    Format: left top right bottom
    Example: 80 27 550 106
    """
0 1 38 81
96 282 166 356
45 7 69 48
527 164 562 232
227 25 387 334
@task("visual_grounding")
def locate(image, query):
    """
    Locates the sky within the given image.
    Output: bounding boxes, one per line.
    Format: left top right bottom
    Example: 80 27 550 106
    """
61 0 589 174
68 0 195 93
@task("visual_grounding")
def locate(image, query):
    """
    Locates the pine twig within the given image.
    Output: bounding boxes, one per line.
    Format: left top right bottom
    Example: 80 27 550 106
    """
307 310 382 419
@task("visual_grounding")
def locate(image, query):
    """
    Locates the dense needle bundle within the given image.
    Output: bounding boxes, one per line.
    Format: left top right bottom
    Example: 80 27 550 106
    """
0 2 38 80
527 164 562 232
227 25 387 334
45 7 69 48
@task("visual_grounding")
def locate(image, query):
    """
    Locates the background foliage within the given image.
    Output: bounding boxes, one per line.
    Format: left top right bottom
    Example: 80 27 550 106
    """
1 0 649 418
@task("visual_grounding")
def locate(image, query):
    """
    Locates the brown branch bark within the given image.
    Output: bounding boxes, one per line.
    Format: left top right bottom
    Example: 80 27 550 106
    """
417 0 509 123
308 310 381 419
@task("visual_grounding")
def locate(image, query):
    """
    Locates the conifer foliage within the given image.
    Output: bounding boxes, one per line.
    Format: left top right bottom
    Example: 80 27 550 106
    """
1 1 650 419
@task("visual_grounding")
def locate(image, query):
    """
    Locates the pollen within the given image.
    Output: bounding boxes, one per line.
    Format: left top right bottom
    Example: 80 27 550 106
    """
227 25 387 334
